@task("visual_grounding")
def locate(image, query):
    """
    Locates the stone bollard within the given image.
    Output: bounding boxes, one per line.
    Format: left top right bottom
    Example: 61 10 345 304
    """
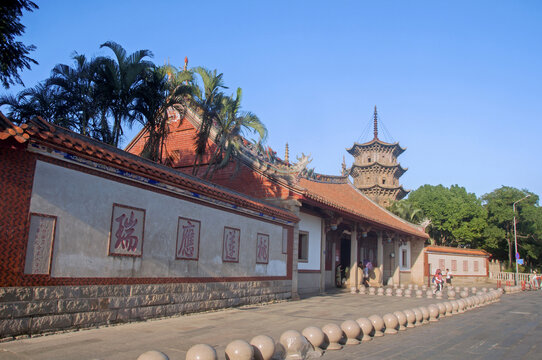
455 286 461 293
404 289 412 298
428 304 439 322
457 299 466 313
350 286 357 294
412 308 423 327
418 307 430 325
471 287 477 294
466 297 474 309
341 320 361 345
393 311 407 331
463 287 469 294
368 287 376 295
358 287 366 295
279 330 311 358
385 287 393 296
414 284 419 291
250 335 275 360
415 289 423 298
356 317 374 342
450 300 459 314
225 340 254 360
408 284 413 290
383 313 399 334
393 284 398 290
422 285 428 292
395 288 403 297
186 344 217 360
368 315 385 337
436 290 443 299
400 284 406 289
426 290 433 299
137 351 169 360
460 290 468 298
403 309 416 328
377 287 385 296
444 302 453 316
302 326 325 355
437 303 446 317
321 324 343 350
447 289 456 299
473 296 480 308
482 287 488 293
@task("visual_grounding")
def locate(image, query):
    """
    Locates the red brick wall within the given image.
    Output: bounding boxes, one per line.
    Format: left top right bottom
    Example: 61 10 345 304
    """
0 140 36 286
126 117 293 200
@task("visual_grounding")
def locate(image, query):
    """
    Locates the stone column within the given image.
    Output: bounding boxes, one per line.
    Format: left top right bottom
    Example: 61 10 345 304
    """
349 225 358 289
320 218 326 293
377 231 384 286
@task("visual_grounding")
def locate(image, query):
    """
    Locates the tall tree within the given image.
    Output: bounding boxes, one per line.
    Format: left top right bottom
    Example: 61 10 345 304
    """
0 82 71 128
132 64 192 163
482 186 540 268
203 87 267 180
94 41 153 146
0 0 38 88
47 54 98 136
406 184 486 247
189 66 227 176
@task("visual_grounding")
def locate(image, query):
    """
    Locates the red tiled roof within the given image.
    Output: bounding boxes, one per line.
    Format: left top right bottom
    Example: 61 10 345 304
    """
424 245 490 257
0 113 299 223
298 178 429 238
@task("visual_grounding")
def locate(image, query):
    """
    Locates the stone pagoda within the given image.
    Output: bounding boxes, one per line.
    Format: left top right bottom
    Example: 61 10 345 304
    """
345 106 409 207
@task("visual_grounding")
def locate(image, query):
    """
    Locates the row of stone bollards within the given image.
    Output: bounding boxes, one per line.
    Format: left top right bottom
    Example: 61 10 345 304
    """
136 288 504 360
353 284 492 301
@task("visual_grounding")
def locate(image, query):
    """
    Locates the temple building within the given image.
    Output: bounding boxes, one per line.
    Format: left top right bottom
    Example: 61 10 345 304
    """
345 107 409 207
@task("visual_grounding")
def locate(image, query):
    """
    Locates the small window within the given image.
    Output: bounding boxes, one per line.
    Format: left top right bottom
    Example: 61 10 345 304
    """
382 178 386 185
439 258 445 270
473 261 479 272
451 260 457 271
368 157 371 163
399 241 410 270
463 260 468 272
298 232 309 262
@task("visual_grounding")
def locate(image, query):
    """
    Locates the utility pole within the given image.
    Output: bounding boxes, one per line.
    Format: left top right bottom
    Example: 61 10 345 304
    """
513 194 531 285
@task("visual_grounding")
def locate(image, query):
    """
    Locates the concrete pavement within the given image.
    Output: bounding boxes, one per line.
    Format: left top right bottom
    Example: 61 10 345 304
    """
0 288 537 360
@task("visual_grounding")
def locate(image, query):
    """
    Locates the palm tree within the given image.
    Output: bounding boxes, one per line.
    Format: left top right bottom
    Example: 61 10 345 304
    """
132 64 192 163
388 200 425 224
94 41 153 146
189 66 227 175
46 53 97 136
203 87 267 180
0 82 71 127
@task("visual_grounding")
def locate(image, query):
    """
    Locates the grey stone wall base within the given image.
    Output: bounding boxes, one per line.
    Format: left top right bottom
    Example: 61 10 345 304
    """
0 280 292 339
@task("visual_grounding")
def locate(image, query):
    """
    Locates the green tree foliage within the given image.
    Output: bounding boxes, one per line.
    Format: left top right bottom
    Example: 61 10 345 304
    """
405 184 486 247
388 200 425 224
0 0 38 88
482 186 541 267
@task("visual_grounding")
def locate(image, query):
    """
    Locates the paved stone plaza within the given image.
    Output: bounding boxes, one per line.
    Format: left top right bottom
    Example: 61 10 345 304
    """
0 289 539 359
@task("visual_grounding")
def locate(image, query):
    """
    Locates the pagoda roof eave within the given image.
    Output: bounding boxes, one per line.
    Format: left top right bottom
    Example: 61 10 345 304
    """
350 162 407 172
346 138 406 154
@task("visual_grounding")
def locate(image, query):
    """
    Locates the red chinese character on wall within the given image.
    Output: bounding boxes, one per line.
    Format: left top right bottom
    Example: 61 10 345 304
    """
256 233 269 264
109 204 145 257
223 227 240 262
176 218 200 260
114 211 139 252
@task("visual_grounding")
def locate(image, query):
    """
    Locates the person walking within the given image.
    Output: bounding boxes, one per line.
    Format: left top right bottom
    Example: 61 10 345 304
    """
445 268 453 288
433 269 443 294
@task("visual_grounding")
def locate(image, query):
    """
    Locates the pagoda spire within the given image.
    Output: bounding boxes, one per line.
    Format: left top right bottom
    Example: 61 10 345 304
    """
285 142 289 164
373 105 378 140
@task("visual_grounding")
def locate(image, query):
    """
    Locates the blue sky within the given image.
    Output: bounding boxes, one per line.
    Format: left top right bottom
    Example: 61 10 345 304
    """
4 0 542 199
